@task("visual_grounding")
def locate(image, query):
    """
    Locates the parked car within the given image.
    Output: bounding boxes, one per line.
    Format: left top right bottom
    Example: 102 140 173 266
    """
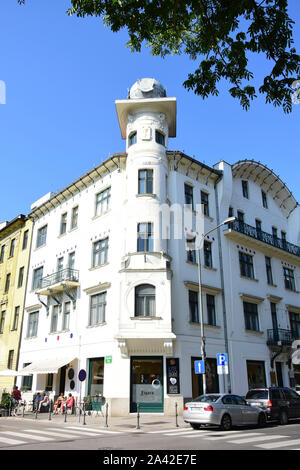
183 394 266 431
245 387 300 425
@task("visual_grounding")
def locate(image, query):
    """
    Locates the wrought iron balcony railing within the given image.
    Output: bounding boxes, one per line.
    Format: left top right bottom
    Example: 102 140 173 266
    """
39 268 79 289
266 329 294 346
228 220 300 258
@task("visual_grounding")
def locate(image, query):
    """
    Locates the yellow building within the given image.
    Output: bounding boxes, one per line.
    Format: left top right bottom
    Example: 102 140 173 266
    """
0 215 32 393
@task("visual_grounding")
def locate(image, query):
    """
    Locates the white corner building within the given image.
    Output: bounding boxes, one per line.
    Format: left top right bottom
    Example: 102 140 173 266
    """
17 79 300 415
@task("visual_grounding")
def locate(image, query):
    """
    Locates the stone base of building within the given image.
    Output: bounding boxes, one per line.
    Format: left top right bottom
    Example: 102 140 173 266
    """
105 396 184 417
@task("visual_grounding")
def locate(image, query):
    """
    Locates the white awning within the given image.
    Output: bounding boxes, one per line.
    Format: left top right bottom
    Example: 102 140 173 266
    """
19 356 77 375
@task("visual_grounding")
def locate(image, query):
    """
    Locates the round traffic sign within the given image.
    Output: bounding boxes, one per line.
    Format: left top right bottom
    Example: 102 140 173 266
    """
78 369 87 382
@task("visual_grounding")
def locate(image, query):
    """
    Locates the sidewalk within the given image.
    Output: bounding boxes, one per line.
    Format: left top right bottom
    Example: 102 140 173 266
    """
3 409 187 431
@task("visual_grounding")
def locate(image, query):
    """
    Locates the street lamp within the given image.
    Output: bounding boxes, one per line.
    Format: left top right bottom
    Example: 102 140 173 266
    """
197 216 236 396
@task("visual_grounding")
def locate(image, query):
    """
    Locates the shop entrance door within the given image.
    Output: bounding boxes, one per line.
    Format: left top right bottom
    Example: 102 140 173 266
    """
130 357 163 413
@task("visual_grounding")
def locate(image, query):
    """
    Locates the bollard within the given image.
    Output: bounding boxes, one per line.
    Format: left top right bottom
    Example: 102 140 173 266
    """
35 407 38 419
104 402 108 428
22 402 25 418
83 402 86 425
48 400 52 421
136 403 140 430
175 402 179 427
64 406 67 422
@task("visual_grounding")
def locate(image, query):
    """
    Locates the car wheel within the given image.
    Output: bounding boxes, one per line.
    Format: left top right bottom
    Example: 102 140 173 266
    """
279 410 288 425
220 414 232 431
190 423 201 430
257 412 266 428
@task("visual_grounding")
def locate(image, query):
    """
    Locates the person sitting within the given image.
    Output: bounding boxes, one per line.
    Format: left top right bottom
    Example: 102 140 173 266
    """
37 392 49 413
33 392 42 412
60 393 74 414
53 393 64 415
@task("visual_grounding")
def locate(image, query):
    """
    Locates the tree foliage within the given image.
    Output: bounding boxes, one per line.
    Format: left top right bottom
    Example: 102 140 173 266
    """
19 0 300 112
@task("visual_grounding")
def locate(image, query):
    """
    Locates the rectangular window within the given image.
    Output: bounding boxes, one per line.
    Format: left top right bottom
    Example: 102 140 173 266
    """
237 211 244 223
18 266 24 288
60 212 67 235
7 350 14 369
284 267 296 291
239 252 254 279
271 302 278 332
95 187 111 216
290 312 300 339
0 310 5 334
262 190 268 208
187 237 197 263
92 238 108 267
201 191 209 216
89 292 106 326
265 256 273 285
32 266 43 290
50 305 59 333
242 180 249 198
9 238 16 257
22 230 29 250
137 223 153 252
22 363 33 390
155 130 165 146
4 273 11 293
0 244 5 263
184 184 194 209
27 311 39 338
138 169 153 194
204 241 212 268
36 225 47 248
206 294 216 326
189 290 199 323
46 373 53 392
68 252 75 271
12 306 20 330
244 302 259 331
71 206 79 230
62 301 71 330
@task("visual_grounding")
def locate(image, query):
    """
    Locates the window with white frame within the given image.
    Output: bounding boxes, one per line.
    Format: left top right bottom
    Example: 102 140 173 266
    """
50 305 59 333
62 301 71 330
135 284 156 317
95 187 111 216
89 292 106 326
32 266 44 290
92 238 108 267
27 311 39 337
36 225 47 248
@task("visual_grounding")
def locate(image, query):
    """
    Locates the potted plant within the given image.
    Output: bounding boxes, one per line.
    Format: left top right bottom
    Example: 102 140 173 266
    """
0 391 11 416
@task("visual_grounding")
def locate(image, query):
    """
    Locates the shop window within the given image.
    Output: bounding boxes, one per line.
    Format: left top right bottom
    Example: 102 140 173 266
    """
247 360 266 389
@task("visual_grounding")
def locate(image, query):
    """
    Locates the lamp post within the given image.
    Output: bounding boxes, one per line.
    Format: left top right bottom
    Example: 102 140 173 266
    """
197 216 236 396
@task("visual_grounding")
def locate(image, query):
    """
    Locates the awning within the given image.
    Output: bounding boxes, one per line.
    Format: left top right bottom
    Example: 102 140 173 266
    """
19 356 77 375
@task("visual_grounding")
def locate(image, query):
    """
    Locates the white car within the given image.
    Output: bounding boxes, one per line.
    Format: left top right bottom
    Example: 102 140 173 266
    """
183 393 266 430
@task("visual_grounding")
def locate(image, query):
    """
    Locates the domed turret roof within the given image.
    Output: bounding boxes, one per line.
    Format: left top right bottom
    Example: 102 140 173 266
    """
129 78 166 99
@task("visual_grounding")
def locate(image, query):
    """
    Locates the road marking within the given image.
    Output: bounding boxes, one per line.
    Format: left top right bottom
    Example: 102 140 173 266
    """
228 434 287 445
2 431 54 442
66 426 121 434
27 428 97 438
256 438 300 450
0 436 25 445
204 432 262 441
164 430 212 437
148 428 191 434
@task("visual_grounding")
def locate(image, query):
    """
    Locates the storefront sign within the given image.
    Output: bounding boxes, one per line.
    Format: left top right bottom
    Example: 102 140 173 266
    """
105 356 112 364
133 384 162 403
166 358 180 394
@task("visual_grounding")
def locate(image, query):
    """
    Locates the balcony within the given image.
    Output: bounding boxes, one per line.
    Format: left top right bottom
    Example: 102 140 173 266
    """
225 221 300 261
267 329 294 347
35 268 80 296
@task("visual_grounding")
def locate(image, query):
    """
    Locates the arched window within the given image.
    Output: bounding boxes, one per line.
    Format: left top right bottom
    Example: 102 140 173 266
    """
128 131 137 147
135 284 156 317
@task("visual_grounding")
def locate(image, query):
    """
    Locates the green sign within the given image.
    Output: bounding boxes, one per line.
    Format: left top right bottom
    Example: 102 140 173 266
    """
105 356 112 364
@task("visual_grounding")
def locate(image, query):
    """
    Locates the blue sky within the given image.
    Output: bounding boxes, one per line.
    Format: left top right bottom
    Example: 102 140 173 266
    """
0 0 299 222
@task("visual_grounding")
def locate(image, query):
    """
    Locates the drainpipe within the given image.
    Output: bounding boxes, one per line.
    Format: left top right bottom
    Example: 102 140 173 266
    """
214 177 232 393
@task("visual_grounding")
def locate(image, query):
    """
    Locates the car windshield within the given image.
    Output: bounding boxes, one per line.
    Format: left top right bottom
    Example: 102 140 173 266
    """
193 394 220 403
246 390 268 400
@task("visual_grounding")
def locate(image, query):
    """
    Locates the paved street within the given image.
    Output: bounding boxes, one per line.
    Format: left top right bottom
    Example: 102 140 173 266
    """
1 412 300 452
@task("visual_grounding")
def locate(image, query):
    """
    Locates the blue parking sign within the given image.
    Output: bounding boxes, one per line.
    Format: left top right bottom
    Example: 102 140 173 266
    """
194 360 205 374
217 354 228 366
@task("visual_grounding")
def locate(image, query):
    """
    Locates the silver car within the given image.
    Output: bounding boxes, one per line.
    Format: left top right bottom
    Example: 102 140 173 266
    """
183 394 266 430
